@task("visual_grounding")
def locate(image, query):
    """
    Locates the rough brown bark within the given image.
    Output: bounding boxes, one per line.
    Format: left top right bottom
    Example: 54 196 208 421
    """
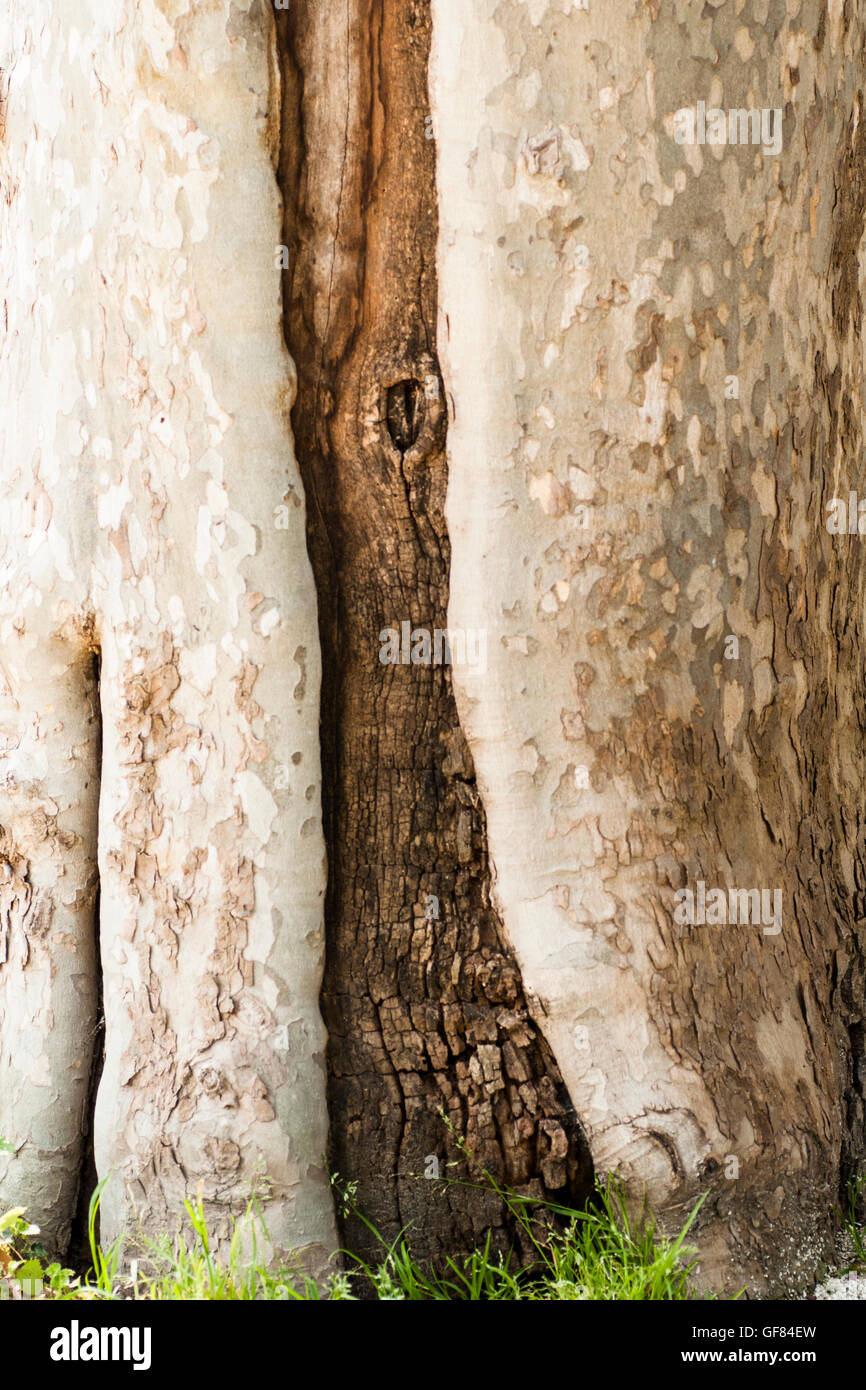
276 0 591 1267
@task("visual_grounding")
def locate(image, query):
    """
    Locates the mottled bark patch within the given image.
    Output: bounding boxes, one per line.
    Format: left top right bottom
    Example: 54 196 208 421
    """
430 0 866 1294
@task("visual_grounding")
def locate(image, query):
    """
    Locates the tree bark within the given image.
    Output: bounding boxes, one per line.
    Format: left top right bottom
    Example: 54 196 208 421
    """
0 0 337 1270
1 0 865 1301
432 0 866 1294
277 0 591 1269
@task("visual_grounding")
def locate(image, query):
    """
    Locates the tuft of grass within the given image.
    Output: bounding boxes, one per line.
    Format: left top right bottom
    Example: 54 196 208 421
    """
332 1166 708 1301
87 1177 124 1296
837 1168 866 1269
0 1173 710 1301
134 1191 331 1301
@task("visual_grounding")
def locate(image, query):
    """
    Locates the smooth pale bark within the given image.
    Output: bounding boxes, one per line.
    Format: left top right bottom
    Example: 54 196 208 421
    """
0 0 336 1268
432 0 866 1293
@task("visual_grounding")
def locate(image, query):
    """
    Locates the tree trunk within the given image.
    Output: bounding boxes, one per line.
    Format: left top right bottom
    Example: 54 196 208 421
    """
431 0 866 1294
0 0 337 1270
276 0 591 1268
1 0 865 1300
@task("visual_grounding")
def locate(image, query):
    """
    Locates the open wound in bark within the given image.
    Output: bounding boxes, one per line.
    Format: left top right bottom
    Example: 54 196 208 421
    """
385 379 424 452
275 0 592 1266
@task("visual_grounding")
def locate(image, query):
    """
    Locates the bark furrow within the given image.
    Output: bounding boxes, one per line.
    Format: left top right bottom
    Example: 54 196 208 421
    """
276 0 592 1267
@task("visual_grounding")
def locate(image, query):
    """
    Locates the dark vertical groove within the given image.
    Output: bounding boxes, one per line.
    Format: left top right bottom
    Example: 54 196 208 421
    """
67 648 105 1265
275 0 591 1272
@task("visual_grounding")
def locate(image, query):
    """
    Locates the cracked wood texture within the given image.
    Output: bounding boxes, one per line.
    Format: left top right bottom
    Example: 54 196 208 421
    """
433 0 866 1294
276 0 591 1268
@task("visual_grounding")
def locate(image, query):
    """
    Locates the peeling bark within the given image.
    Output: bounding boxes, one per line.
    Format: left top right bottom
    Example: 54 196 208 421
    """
432 0 866 1294
0 631 100 1252
0 0 336 1268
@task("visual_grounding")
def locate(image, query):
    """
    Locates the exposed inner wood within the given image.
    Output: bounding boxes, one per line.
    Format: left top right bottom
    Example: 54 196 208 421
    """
275 0 591 1264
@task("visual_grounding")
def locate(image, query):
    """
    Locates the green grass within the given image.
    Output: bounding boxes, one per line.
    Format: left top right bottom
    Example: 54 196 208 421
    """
4 1152 866 1302
836 1167 866 1270
0 1164 710 1301
327 1170 708 1301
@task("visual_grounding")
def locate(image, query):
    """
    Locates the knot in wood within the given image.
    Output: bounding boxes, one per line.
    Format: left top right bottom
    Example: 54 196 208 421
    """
386 378 425 452
382 368 444 467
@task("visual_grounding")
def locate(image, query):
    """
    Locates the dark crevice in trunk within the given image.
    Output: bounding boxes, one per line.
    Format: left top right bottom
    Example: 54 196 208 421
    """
67 647 105 1266
66 888 104 1268
274 0 592 1273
